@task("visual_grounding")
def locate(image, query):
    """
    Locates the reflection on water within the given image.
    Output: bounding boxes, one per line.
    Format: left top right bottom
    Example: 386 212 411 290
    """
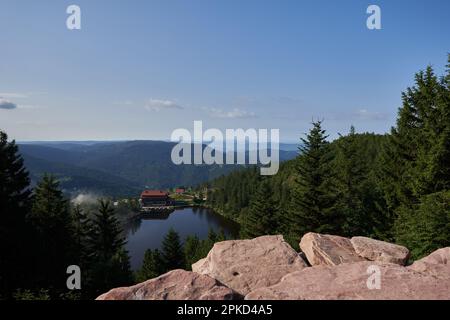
124 207 240 270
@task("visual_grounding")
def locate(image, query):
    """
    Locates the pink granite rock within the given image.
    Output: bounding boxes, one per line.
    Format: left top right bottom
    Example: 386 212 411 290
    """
245 261 450 300
408 247 450 279
192 235 307 296
351 236 410 265
299 232 365 266
96 269 237 300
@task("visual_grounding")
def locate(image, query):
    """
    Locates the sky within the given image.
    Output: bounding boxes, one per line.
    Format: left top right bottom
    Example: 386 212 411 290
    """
0 0 449 142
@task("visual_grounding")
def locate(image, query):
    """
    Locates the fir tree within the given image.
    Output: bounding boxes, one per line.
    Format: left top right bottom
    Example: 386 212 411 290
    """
240 179 278 238
136 249 165 281
334 126 378 236
184 235 201 270
395 191 450 259
89 200 125 261
0 130 32 297
27 174 75 292
71 205 92 274
288 121 339 237
381 56 450 252
161 228 185 270
87 199 132 296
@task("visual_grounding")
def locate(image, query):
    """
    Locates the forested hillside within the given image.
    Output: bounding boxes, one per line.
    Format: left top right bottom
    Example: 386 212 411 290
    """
18 141 297 196
204 132 387 236
205 57 450 257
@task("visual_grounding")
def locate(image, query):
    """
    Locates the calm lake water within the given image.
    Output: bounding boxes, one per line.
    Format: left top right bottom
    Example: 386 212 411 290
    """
124 207 240 270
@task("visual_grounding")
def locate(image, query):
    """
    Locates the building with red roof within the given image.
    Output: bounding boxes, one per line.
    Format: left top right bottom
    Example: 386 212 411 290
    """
140 190 171 207
175 188 185 194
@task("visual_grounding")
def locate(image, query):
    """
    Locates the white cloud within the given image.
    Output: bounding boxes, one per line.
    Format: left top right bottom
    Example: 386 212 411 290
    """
0 98 17 110
145 99 183 111
202 107 256 119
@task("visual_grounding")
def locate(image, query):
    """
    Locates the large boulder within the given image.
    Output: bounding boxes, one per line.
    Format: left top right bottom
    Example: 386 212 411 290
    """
299 232 364 266
245 261 450 300
96 269 238 300
351 236 410 265
408 247 450 279
192 235 307 296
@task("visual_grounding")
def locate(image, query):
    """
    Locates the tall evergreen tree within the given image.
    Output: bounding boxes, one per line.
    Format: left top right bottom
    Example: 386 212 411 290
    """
288 121 339 237
136 249 165 281
0 131 32 298
27 174 75 293
334 126 367 236
184 235 201 270
240 179 278 238
71 205 92 273
380 56 450 253
88 200 132 296
161 228 185 270
395 190 450 259
333 127 387 237
89 200 125 261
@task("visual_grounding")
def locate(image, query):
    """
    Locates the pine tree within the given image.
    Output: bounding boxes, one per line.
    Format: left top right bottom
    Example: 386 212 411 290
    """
288 121 339 238
184 235 201 270
87 199 132 296
240 179 278 238
334 126 379 236
0 130 32 297
395 191 450 259
380 56 450 253
89 200 125 261
71 205 92 272
207 229 218 243
136 249 164 281
27 174 75 292
161 228 185 270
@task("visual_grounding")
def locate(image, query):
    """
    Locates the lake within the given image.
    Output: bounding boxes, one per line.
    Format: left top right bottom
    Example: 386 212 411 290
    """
124 207 240 270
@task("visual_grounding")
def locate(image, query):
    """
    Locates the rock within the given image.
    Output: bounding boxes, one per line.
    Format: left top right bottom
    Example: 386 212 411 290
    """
299 232 365 266
96 269 238 300
408 247 450 279
245 261 450 300
351 236 410 265
192 235 307 296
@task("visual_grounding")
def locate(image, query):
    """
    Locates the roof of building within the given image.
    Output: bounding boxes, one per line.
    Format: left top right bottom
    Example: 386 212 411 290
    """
141 190 169 197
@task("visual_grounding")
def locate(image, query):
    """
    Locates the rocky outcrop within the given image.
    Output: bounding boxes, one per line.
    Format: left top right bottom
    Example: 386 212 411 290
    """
408 247 450 279
192 235 307 296
299 232 410 266
299 232 365 266
97 233 450 301
245 260 450 300
96 269 238 300
351 236 410 265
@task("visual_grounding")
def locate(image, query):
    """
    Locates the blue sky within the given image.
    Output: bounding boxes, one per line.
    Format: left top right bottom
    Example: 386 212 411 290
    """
0 0 449 142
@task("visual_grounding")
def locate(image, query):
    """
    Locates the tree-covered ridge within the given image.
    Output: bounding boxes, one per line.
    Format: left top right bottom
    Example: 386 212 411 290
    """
204 131 387 245
205 56 450 256
19 141 290 197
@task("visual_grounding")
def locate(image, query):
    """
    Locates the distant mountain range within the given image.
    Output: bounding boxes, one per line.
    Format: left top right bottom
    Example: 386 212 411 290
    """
18 141 298 197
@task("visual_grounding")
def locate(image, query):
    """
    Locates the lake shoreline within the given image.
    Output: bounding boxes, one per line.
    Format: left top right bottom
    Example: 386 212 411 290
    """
123 207 240 270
